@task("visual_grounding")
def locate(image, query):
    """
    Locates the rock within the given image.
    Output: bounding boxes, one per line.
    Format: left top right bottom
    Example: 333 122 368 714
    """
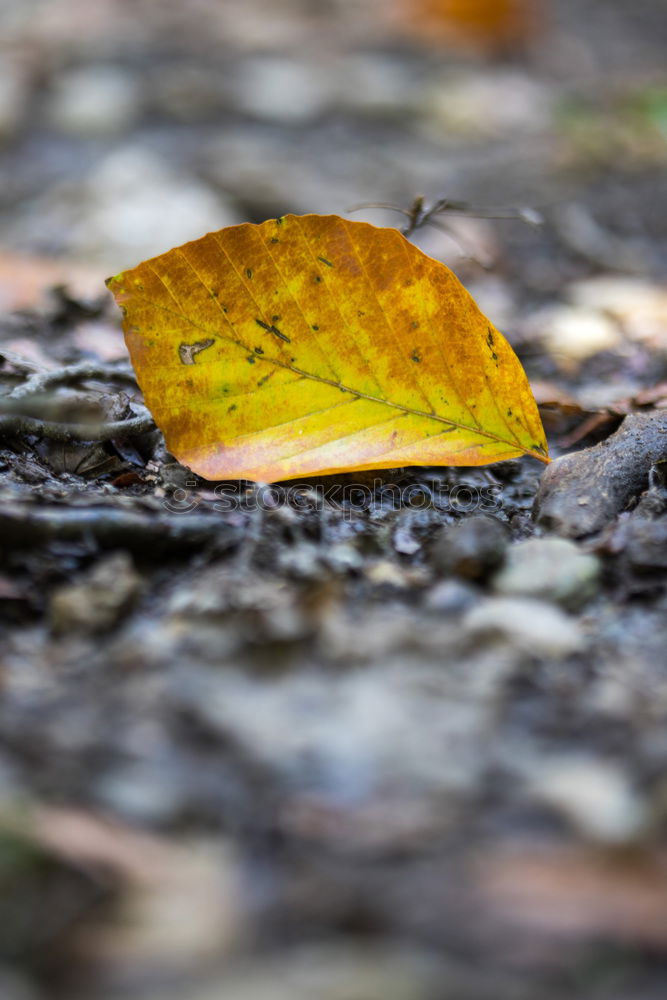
463 597 584 658
534 411 667 537
424 579 478 614
431 515 509 581
529 758 646 844
569 276 667 351
537 303 620 370
233 57 331 123
45 64 141 135
77 146 241 265
620 517 667 572
491 537 600 609
49 551 142 634
332 54 419 116
423 70 551 141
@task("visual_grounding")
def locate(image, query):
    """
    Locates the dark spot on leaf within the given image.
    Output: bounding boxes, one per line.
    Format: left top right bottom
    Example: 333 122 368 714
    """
246 268 253 279
357 309 365 317
254 346 264 354
507 408 513 417
317 256 333 267
276 217 284 225
411 349 422 363
270 237 280 244
247 355 256 364
228 403 237 412
311 324 319 331
411 320 420 329
257 373 272 386
256 317 290 343
209 290 219 298
314 275 322 283
272 314 280 322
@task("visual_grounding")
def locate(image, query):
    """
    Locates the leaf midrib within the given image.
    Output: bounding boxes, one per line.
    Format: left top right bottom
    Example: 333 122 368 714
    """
138 298 547 462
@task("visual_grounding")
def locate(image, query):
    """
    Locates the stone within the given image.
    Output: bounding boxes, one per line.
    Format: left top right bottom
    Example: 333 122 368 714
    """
538 303 620 370
431 515 510 581
534 411 667 537
45 64 141 135
491 536 600 609
423 70 552 141
463 597 584 658
529 757 646 844
424 579 478 614
233 58 331 123
49 551 142 634
78 146 241 265
621 517 667 572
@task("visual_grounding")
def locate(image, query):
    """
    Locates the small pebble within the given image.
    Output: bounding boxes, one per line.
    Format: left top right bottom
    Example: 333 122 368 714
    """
424 579 478 614
431 515 509 581
529 757 646 844
463 597 584 658
491 537 600 609
621 518 667 572
49 552 142 634
422 70 551 141
233 57 331 123
79 146 240 264
45 65 141 135
537 304 620 370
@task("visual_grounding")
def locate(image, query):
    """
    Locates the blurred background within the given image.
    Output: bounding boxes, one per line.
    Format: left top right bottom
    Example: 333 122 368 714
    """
1 0 665 278
1 2 667 999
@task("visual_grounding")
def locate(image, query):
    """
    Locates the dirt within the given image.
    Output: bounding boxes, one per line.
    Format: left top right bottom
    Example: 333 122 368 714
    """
1 2 667 999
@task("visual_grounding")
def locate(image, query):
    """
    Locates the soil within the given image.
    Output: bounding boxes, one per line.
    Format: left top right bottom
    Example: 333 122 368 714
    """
1 2 667 999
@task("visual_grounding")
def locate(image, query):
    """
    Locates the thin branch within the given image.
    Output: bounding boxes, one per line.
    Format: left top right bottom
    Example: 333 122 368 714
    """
0 409 155 443
8 361 137 401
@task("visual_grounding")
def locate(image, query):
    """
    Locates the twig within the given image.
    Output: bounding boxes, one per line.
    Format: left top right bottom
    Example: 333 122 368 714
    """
0 409 155 443
349 194 543 237
0 502 242 553
8 361 137 401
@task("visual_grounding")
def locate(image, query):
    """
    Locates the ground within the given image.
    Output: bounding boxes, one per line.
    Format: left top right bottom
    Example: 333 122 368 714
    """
1 1 667 998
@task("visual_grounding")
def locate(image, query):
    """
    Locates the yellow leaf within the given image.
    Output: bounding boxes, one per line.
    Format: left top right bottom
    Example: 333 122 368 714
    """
107 214 548 482
394 0 538 50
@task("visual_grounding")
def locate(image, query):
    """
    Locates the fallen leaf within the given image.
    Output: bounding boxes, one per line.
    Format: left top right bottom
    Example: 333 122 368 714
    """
107 214 548 482
394 0 538 50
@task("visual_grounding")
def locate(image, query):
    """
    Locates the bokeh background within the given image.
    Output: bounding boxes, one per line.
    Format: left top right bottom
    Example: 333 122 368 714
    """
2 0 666 275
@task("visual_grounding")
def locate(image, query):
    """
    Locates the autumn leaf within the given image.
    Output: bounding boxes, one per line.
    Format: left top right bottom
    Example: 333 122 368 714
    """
394 0 538 50
106 214 548 482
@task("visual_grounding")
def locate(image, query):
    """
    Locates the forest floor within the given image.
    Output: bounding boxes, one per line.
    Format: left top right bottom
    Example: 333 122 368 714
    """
1 1 667 998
